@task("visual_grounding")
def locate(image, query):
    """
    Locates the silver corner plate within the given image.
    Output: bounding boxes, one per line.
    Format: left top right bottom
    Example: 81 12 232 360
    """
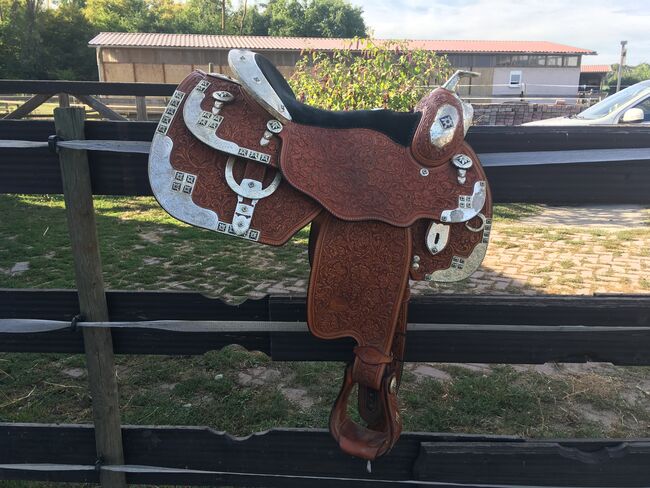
148 133 219 232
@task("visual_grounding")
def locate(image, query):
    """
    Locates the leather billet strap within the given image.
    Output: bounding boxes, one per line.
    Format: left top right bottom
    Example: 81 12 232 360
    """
307 213 411 460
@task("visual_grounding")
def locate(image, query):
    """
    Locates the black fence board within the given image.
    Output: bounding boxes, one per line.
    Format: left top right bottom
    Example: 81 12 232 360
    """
1 290 649 363
2 120 650 203
0 79 176 97
2 423 649 487
468 125 650 153
414 441 650 487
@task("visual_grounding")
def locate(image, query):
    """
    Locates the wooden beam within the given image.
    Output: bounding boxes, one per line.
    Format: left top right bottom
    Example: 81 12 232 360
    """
2 93 53 119
73 94 127 121
54 107 127 488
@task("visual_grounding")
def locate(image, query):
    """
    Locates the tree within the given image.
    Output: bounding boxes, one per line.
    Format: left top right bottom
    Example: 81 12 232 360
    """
264 0 366 37
40 2 98 79
289 39 452 111
605 63 650 94
83 0 158 32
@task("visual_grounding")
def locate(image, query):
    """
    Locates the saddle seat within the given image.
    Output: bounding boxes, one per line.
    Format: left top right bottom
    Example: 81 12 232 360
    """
244 50 421 147
226 49 487 227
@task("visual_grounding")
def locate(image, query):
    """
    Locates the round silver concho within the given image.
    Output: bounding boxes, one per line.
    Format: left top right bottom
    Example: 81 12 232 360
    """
452 154 473 169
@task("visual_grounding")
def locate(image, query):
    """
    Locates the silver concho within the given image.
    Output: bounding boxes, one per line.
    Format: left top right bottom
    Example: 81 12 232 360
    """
212 90 234 115
224 156 282 236
429 104 460 149
260 119 283 147
440 181 487 223
425 222 450 255
452 153 473 184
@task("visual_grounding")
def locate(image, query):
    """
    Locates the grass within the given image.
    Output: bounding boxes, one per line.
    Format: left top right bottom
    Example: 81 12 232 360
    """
0 195 311 298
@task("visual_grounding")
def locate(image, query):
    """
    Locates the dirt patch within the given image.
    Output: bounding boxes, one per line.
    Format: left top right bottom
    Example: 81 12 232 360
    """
237 367 282 387
411 364 452 382
577 403 620 430
280 387 315 409
62 368 85 379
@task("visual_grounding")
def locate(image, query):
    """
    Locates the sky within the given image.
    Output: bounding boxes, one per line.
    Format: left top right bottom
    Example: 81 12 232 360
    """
346 0 649 65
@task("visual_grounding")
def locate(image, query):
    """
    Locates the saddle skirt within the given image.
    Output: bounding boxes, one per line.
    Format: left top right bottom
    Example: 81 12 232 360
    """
149 49 493 460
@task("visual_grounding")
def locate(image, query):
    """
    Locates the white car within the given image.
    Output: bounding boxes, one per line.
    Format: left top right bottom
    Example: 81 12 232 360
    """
523 80 650 126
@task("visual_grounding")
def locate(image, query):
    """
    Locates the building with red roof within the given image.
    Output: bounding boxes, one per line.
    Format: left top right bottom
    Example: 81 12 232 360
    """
89 33 596 102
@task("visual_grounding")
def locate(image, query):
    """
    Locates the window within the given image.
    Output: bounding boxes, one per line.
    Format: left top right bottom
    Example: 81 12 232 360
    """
496 55 512 67
547 56 563 67
529 55 546 66
564 56 579 67
509 70 522 87
511 55 529 66
633 97 650 122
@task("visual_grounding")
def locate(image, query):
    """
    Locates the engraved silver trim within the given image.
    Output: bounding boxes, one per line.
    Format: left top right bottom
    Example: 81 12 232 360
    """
440 181 487 223
156 90 185 136
461 101 474 136
183 81 272 165
225 156 282 236
425 216 492 283
148 133 219 231
425 222 450 255
429 104 459 149
228 49 292 123
425 243 488 283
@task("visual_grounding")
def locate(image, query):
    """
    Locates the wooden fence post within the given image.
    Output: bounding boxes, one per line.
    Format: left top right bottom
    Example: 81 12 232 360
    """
58 93 70 108
54 107 127 488
135 96 147 121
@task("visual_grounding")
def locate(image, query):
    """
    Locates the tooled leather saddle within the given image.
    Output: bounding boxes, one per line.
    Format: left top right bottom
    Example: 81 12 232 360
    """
148 49 492 460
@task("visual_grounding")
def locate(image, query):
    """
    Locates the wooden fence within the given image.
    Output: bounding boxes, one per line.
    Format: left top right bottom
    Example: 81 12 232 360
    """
1 102 650 487
0 79 174 121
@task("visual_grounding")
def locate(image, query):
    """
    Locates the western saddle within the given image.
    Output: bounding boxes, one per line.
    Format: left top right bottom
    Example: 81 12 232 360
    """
149 49 493 460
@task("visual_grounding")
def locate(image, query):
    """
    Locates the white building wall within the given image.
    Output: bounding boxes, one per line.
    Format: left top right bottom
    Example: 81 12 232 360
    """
492 67 581 101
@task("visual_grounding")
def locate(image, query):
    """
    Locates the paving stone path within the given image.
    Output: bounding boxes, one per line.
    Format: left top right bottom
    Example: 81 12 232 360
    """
222 205 649 299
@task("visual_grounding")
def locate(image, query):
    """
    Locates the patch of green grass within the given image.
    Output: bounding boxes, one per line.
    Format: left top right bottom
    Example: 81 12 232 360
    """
0 194 311 297
493 203 544 222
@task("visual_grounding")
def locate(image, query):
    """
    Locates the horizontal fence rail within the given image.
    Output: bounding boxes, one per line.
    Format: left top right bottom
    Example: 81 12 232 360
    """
2 121 650 203
0 79 176 97
2 290 650 364
2 423 650 487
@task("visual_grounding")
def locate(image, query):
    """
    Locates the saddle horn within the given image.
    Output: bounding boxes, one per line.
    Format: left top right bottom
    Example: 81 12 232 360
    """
441 70 481 93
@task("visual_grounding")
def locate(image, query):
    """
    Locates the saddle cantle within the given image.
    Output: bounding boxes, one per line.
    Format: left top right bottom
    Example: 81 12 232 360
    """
149 49 493 460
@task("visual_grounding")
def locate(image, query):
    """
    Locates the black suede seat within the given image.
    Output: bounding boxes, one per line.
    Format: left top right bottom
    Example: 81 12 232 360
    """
254 54 421 147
